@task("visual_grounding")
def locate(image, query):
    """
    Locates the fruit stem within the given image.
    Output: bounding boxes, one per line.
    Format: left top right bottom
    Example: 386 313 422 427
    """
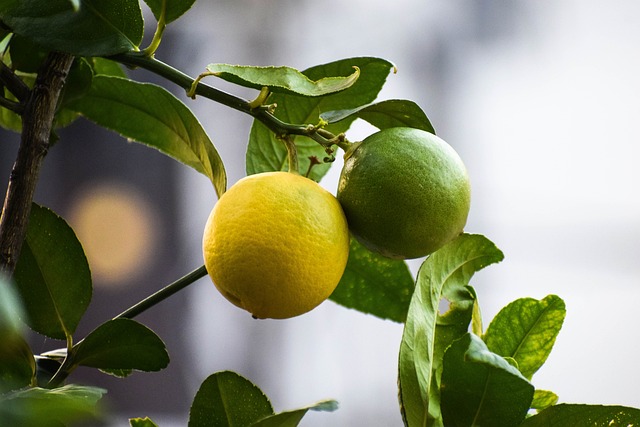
305 156 322 178
281 135 299 173
115 265 208 319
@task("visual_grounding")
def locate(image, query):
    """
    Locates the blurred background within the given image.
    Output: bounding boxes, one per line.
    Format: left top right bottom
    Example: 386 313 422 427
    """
1 1 639 425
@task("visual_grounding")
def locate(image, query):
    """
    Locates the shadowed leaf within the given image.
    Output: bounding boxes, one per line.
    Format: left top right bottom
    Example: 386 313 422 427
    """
321 99 435 133
0 0 143 56
71 319 169 373
13 204 92 340
440 333 534 426
330 238 413 322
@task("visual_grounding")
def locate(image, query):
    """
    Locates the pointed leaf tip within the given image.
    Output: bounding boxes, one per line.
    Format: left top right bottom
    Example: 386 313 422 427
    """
484 294 566 380
13 204 92 340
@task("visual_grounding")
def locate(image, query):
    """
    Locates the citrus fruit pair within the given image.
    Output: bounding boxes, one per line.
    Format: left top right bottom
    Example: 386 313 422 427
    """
202 171 349 319
202 127 470 318
337 127 471 259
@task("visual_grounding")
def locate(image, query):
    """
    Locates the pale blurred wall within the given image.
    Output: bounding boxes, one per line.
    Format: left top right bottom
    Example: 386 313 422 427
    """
164 0 640 425
451 1 640 409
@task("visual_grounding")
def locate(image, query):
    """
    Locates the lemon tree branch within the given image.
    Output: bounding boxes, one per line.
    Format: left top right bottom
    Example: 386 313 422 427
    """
0 52 75 275
111 52 344 148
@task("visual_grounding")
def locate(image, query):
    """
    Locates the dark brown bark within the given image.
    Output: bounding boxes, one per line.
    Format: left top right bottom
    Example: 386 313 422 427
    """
0 52 75 275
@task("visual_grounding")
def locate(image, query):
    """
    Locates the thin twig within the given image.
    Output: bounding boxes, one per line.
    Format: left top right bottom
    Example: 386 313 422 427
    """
0 61 30 101
0 94 23 114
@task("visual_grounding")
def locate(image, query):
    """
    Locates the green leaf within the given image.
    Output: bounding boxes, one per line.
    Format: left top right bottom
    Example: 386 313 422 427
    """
13 204 92 340
144 0 197 24
531 389 559 412
188 371 274 427
252 400 339 427
68 75 227 197
440 333 534 427
329 237 414 322
70 318 169 373
0 0 144 56
0 335 35 393
130 416 160 427
0 277 35 393
0 384 106 426
483 295 566 380
8 33 48 73
90 57 127 78
398 234 504 427
247 57 395 181
320 99 435 133
521 404 640 426
206 63 360 97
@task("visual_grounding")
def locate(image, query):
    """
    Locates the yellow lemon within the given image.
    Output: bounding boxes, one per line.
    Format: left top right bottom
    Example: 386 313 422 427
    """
202 171 350 319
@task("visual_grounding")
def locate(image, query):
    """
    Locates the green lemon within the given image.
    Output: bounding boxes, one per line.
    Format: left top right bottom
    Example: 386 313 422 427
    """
337 127 471 259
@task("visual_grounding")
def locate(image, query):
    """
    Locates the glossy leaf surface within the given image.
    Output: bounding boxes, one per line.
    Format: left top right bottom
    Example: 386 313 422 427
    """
0 0 143 56
71 319 169 373
188 371 273 427
13 204 92 340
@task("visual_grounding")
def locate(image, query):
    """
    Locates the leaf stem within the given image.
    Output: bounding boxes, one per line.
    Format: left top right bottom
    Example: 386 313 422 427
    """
115 265 208 319
281 135 299 173
46 331 75 388
0 61 30 101
141 0 167 57
0 94 23 114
